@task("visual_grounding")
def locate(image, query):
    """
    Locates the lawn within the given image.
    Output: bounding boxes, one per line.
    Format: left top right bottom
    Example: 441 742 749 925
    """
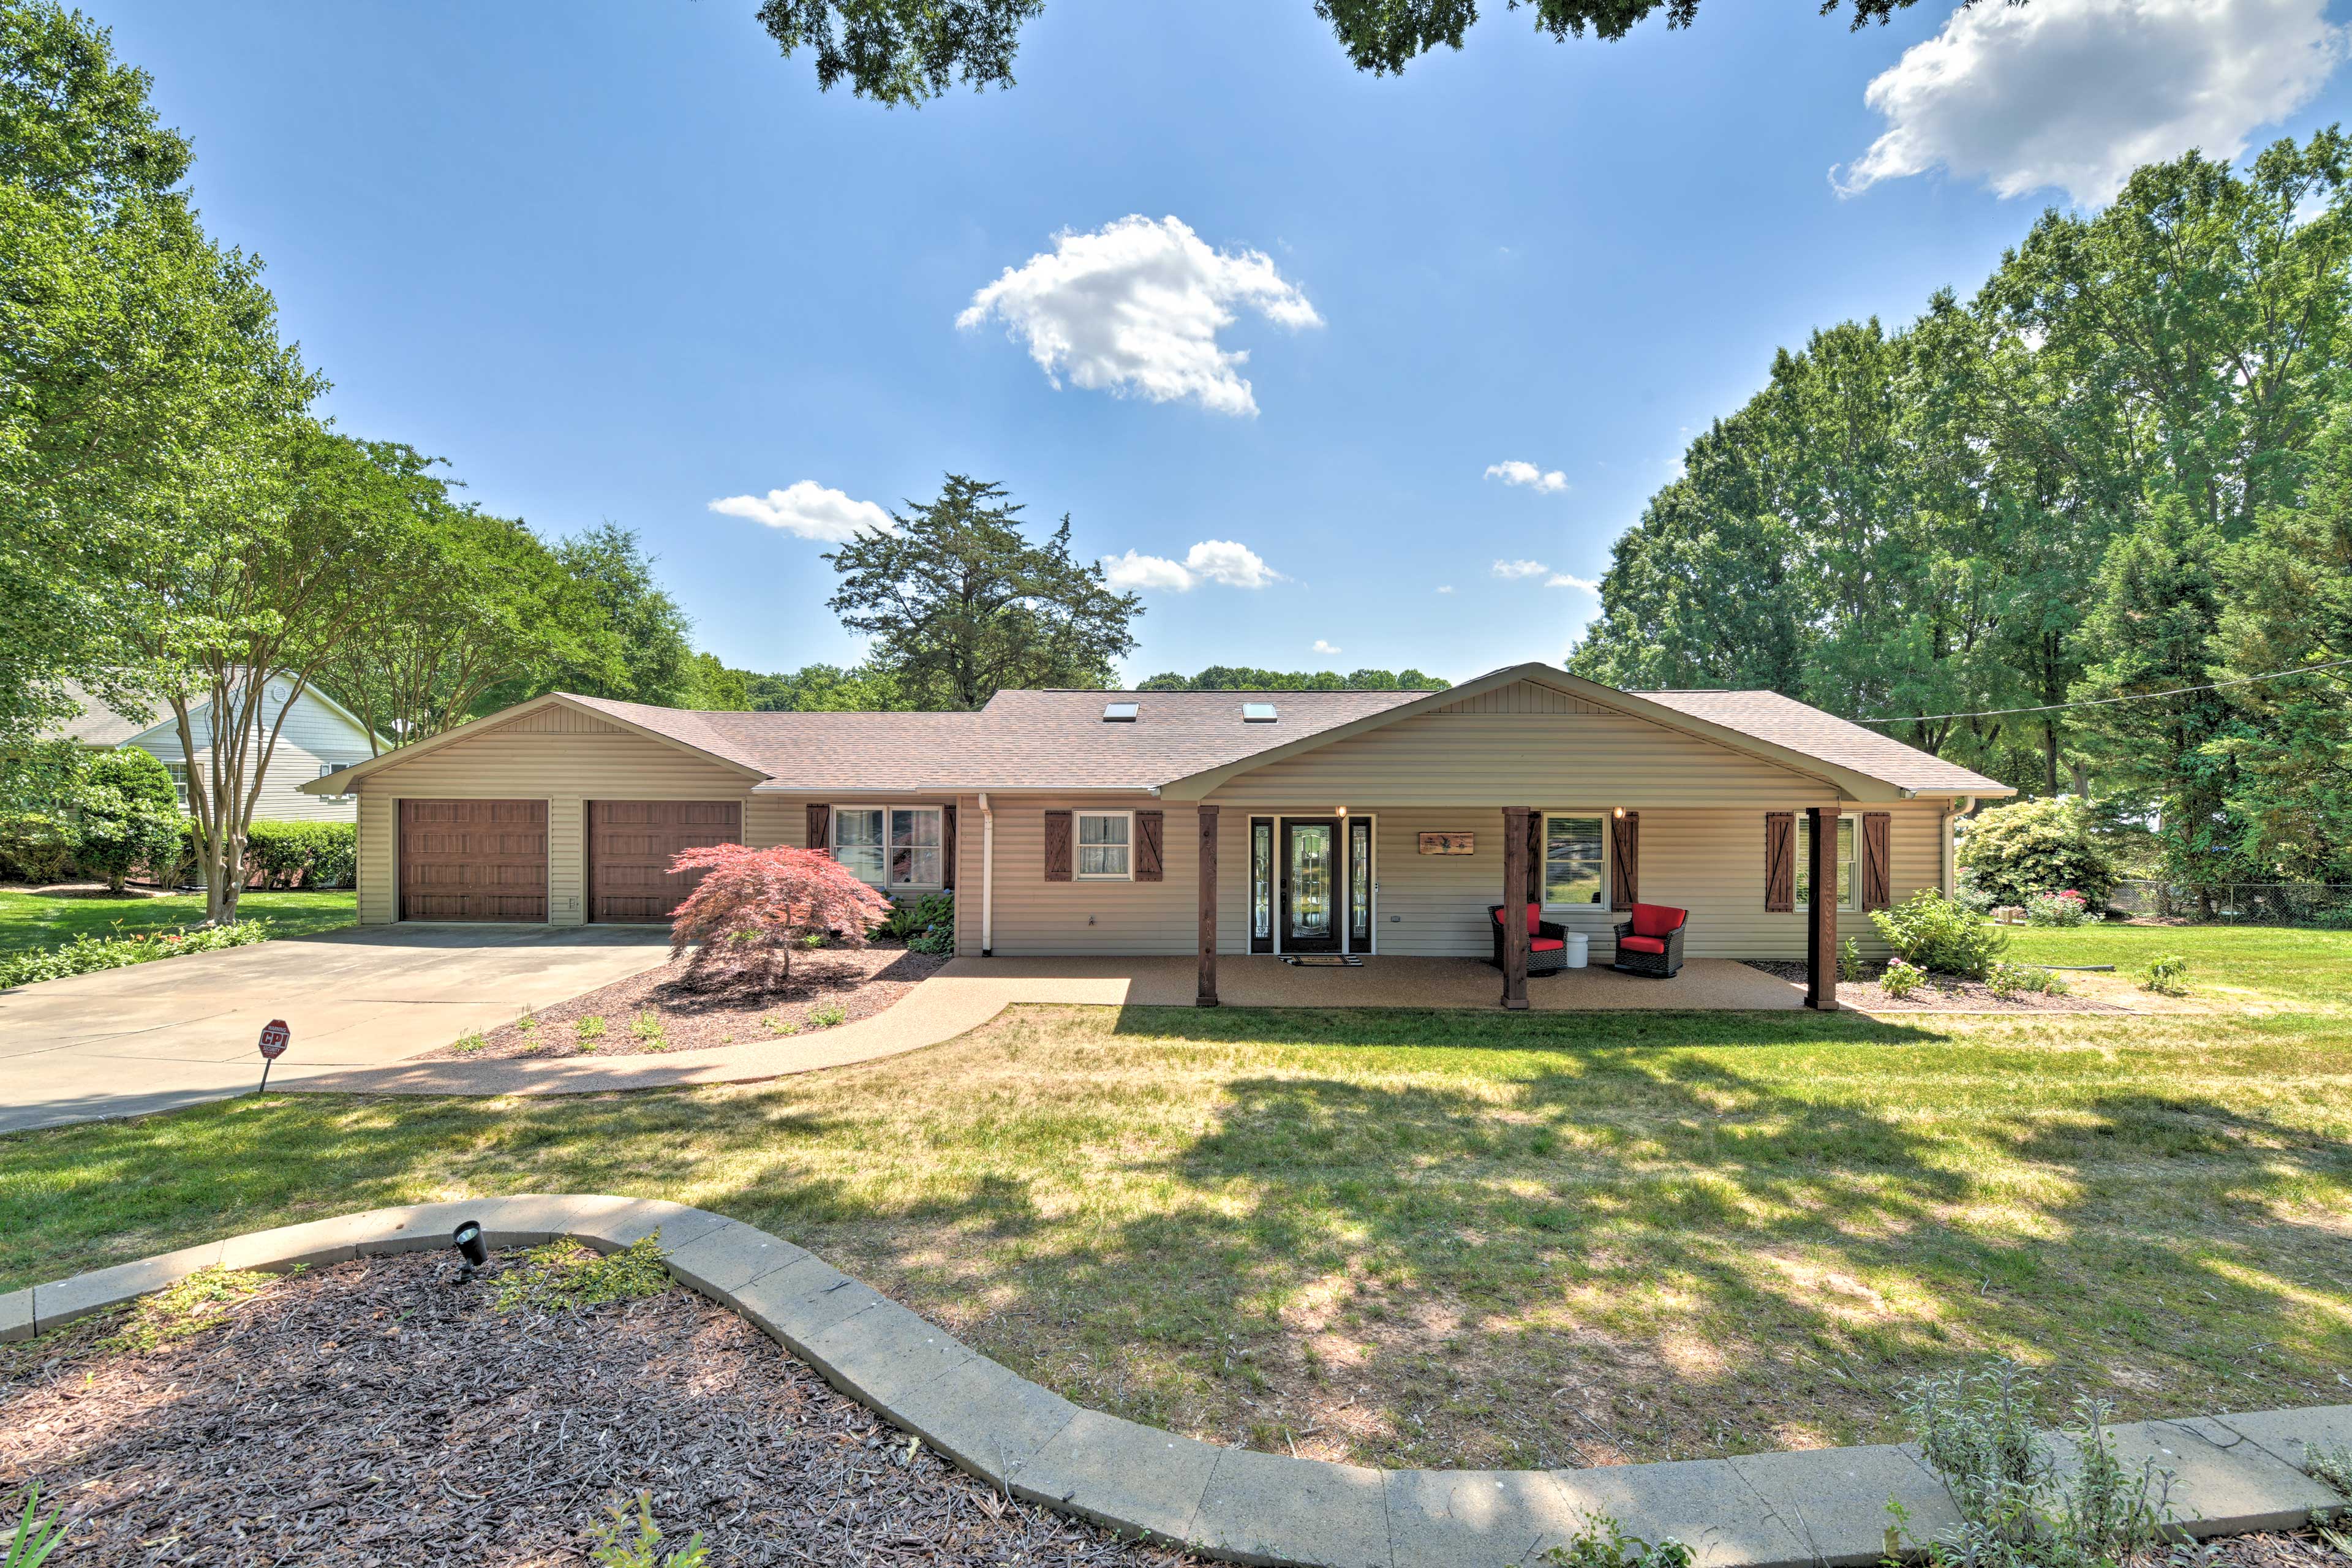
5 929 2348 1472
2004 921 2352 1009
0 888 356 957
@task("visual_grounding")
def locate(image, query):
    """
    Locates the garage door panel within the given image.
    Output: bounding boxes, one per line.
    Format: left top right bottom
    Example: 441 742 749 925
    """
588 800 741 924
399 799 548 922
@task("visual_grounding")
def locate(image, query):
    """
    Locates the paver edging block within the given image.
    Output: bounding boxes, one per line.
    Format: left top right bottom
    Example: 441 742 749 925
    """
16 1196 2352 1568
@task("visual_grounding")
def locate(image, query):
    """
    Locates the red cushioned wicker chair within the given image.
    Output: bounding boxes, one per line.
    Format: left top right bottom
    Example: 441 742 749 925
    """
1611 902 1686 978
1489 903 1570 976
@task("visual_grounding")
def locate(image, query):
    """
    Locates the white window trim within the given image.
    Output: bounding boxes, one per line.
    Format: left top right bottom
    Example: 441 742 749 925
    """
1073 809 1134 881
164 761 189 811
831 804 947 891
1795 811 1862 914
1539 810 1613 912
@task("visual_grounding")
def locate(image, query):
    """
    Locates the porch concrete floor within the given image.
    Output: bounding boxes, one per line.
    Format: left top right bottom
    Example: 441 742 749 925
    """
1204 954 1808 1010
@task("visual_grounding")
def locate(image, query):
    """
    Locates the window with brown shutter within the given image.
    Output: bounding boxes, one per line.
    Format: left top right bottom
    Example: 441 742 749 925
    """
806 804 830 856
1136 810 1164 881
1765 812 1795 911
1862 810 1891 911
1044 810 1072 881
1610 810 1639 908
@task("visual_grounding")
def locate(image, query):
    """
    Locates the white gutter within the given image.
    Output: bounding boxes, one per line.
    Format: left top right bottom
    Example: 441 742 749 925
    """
979 791 995 957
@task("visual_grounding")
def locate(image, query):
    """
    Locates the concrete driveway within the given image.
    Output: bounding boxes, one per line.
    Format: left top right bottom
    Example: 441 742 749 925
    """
0 925 671 1133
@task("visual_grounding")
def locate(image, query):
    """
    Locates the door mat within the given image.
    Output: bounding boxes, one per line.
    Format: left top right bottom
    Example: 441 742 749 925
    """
1281 954 1365 967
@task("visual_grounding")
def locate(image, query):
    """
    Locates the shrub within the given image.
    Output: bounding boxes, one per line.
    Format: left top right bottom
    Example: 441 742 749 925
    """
630 1011 666 1050
244 820 357 889
1956 798 2119 908
806 1001 848 1028
2023 889 2099 928
1880 958 1926 1000
1837 935 1861 983
575 1014 606 1047
876 889 954 940
496 1235 672 1314
2141 954 2190 995
589 1491 707 1568
666 843 892 992
452 1031 487 1054
907 926 954 955
1870 889 2007 979
0 810 78 884
1535 1514 1693 1568
0 919 276 990
75 750 183 892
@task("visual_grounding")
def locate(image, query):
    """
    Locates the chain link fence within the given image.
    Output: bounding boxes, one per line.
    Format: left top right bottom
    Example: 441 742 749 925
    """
2109 880 2352 924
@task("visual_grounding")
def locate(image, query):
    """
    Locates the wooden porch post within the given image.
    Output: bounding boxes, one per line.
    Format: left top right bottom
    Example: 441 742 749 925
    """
1197 805 1219 1007
1501 806 1531 1010
1806 804 1839 1012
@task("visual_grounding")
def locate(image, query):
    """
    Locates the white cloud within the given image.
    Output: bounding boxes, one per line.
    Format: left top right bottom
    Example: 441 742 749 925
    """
1547 573 1599 592
957 215 1322 417
1492 559 1550 579
1312 639 1342 655
1835 0 2344 206
1101 538 1281 592
1435 584 1455 595
708 481 894 543
1485 459 1569 494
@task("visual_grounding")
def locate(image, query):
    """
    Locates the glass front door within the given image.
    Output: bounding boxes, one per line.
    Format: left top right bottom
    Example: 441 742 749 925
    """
1281 818 1343 952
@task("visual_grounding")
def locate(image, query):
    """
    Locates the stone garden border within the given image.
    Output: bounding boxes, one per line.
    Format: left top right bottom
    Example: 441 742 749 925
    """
6 1194 2347 1568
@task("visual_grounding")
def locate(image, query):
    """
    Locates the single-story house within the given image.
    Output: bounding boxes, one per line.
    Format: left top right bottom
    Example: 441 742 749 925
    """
303 663 2011 1009
42 676 383 823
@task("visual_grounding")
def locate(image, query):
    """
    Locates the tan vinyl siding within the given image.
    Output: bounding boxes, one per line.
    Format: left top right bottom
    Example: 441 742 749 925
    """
958 794 1197 956
1434 682 1608 716
349 721 760 925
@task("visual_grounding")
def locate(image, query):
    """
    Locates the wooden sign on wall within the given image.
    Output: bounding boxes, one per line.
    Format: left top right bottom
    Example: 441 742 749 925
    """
1417 831 1476 855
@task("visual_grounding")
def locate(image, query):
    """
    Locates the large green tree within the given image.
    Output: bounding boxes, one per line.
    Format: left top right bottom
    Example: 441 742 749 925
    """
824 475 1140 710
1136 666 1450 692
753 0 1981 105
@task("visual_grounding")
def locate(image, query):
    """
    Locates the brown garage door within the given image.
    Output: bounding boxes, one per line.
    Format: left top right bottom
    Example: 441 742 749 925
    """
399 800 548 922
587 801 742 923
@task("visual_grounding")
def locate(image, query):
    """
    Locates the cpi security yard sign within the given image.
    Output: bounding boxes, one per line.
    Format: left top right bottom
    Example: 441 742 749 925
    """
256 1017 290 1094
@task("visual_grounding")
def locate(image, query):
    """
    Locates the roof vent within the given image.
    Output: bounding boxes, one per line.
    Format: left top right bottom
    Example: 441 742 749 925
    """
1242 702 1278 723
1102 701 1139 723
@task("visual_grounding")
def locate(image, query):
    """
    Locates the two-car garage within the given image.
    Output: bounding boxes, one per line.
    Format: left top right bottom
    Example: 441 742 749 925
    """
396 799 741 924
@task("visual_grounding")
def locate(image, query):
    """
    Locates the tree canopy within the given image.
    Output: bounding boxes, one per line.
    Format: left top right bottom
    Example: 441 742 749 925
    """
1137 666 1451 692
755 0 1986 105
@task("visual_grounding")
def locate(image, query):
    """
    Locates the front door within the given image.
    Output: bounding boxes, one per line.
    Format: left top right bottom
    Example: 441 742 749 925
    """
1281 818 1344 953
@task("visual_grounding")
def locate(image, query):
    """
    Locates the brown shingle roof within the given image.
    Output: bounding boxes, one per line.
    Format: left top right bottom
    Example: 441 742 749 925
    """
1636 689 2011 795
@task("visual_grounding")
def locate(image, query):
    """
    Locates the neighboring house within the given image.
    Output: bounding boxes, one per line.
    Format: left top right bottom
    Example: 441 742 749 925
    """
45 677 385 823
303 663 2011 1005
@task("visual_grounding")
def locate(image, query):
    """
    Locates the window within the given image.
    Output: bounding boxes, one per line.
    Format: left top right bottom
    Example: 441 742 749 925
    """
1242 703 1278 723
1251 820 1273 946
1075 811 1131 878
318 763 337 778
1349 817 1372 943
834 807 943 888
164 762 189 810
1795 813 1859 911
1542 814 1607 907
1102 702 1139 722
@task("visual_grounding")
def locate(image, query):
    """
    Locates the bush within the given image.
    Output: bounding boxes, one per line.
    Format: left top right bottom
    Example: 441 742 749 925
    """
876 889 953 940
2023 889 2100 928
1880 958 1926 999
243 820 357 889
666 843 892 992
1536 1515 1692 1568
1870 889 2008 978
2141 954 2190 995
1956 798 2119 908
590 1491 707 1568
0 919 276 990
1986 961 2069 998
0 810 78 884
75 750 183 892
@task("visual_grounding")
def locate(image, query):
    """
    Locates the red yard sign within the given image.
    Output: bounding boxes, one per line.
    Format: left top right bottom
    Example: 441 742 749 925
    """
258 1019 290 1060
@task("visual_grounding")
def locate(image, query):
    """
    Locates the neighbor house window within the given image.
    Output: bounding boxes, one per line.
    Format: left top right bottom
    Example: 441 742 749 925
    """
1542 814 1607 907
833 807 943 888
164 762 189 810
1795 813 1859 911
1075 811 1131 878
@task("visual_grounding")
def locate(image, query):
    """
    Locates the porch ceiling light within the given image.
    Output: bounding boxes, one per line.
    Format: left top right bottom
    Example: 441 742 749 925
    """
1613 806 1626 818
1336 805 1348 817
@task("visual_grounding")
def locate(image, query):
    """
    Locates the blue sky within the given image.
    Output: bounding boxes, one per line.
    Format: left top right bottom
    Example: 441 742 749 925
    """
91 0 2352 686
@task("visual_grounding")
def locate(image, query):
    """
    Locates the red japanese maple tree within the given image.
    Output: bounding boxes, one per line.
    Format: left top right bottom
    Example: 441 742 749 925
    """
666 843 894 992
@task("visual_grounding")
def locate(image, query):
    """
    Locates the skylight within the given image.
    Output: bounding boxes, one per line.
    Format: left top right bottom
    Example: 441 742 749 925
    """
1242 703 1278 723
1102 701 1139 722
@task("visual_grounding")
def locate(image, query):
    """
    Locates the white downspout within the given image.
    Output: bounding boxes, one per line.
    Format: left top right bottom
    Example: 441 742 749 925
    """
979 792 995 957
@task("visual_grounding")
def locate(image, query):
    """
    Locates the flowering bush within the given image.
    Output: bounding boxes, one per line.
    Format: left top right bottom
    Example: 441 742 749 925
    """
666 844 892 992
2024 889 2100 927
1880 958 1926 1000
1955 797 2118 908
0 919 276 990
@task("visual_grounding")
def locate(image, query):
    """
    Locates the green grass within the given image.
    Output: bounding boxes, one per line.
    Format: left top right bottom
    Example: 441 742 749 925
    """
0 888 356 957
4 972 2347 1472
2002 922 2352 1007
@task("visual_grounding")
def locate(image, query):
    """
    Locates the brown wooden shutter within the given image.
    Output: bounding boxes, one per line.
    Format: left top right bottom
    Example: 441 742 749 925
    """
1611 810 1639 908
941 805 957 891
1044 810 1072 881
806 804 831 855
1136 810 1164 881
1861 810 1891 911
1765 812 1795 911
1525 810 1544 904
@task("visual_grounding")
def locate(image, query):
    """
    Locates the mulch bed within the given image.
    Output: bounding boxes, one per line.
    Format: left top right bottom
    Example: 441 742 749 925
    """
0 1248 1189 1566
1743 960 2128 1013
428 942 949 1060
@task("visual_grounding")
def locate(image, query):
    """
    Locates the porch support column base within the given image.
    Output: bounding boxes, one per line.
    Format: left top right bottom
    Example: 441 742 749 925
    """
1197 805 1219 1008
1806 804 1839 1012
1501 805 1531 1010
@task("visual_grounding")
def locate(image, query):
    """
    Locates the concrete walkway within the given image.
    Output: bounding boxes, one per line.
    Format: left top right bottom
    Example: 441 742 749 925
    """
12 1195 2348 1568
0 926 670 1132
279 955 1805 1102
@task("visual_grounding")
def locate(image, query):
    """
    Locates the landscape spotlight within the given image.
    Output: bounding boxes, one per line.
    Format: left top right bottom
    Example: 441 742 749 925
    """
453 1219 489 1270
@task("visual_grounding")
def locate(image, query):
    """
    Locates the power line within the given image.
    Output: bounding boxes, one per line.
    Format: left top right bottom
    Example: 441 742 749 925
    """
1850 655 2352 726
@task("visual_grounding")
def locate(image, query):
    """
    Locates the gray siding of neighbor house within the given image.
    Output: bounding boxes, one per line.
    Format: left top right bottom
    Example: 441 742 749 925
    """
129 687 378 824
